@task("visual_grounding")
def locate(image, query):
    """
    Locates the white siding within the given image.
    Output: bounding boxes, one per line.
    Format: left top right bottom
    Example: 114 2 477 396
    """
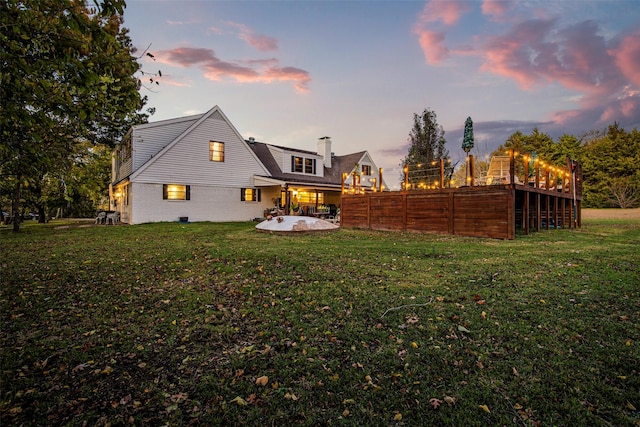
269 145 324 177
132 115 267 187
132 116 200 172
129 182 274 224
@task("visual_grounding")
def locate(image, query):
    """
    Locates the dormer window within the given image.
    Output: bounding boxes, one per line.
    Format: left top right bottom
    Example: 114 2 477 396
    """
291 156 316 175
305 158 316 174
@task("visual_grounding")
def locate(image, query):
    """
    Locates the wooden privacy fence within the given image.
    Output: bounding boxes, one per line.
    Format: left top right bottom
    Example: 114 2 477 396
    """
341 186 516 239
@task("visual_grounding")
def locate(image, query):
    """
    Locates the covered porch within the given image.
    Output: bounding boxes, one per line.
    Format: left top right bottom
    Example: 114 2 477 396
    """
253 176 342 218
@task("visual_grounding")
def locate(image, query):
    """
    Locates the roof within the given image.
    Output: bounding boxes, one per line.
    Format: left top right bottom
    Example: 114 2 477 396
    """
247 141 366 187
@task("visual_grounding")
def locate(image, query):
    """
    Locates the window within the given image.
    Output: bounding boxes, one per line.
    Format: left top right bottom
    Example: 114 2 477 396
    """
362 164 372 175
163 184 190 200
291 155 317 174
292 156 303 173
241 188 261 202
305 158 316 174
210 141 224 162
296 191 324 204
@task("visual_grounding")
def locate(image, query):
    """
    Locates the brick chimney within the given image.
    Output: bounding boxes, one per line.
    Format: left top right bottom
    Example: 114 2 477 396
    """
317 136 332 168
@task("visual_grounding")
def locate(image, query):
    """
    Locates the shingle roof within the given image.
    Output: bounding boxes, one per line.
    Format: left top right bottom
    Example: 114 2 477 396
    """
247 141 365 187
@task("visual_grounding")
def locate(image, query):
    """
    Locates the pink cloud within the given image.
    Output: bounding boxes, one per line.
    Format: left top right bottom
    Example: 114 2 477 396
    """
610 30 640 87
481 0 512 19
480 19 624 96
418 0 472 26
416 30 449 64
413 1 472 64
155 47 310 93
226 21 278 52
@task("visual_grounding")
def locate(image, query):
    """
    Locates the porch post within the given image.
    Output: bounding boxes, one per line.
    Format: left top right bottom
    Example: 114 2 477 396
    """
285 184 290 215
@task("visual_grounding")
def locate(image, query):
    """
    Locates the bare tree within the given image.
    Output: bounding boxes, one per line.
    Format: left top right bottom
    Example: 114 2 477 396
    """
608 177 639 208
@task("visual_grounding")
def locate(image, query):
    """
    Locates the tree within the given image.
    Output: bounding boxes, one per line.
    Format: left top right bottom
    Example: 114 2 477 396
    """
1 0 149 231
581 124 640 208
400 108 452 188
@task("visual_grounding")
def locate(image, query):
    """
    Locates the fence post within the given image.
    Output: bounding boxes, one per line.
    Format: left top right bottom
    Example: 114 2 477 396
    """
509 149 515 185
403 164 409 191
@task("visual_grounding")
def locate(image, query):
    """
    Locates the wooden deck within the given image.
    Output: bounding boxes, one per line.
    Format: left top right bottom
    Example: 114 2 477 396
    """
341 184 581 240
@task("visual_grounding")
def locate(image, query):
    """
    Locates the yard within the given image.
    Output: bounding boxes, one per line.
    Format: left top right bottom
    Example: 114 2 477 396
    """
1 212 638 426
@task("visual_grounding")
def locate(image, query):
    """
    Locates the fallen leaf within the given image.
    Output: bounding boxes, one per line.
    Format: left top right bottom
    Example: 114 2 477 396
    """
394 413 402 421
430 398 443 409
457 325 471 333
230 396 247 406
342 408 350 417
479 404 490 413
512 367 519 377
444 395 457 405
285 392 298 401
255 375 268 386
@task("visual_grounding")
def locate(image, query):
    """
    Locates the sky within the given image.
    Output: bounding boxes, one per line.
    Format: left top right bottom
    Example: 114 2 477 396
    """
123 0 640 188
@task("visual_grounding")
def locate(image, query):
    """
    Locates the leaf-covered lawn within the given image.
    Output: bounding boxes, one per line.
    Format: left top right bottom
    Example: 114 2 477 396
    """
1 220 638 426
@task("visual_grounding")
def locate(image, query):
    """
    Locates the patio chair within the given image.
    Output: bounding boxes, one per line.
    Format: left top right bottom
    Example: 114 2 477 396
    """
106 212 119 225
95 211 106 224
327 209 340 224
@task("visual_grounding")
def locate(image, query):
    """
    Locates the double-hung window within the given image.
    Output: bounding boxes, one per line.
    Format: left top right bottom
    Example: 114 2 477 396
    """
362 164 372 175
241 188 261 202
292 156 303 173
163 184 190 200
305 158 316 174
210 141 224 162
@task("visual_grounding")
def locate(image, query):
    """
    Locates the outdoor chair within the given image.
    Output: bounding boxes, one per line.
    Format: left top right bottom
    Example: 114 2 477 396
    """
106 212 119 225
327 209 340 224
95 211 106 224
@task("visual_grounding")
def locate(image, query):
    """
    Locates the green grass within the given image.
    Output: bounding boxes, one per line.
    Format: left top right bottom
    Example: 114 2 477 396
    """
1 219 639 426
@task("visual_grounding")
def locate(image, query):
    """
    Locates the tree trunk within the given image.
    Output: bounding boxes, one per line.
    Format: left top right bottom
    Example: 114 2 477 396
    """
38 205 46 223
12 174 22 232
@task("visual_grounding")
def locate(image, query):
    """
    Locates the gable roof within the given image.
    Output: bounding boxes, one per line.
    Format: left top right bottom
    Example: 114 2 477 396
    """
248 140 366 187
130 105 268 180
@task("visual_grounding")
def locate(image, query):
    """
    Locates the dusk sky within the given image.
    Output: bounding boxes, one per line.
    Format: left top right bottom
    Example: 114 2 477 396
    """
123 0 640 186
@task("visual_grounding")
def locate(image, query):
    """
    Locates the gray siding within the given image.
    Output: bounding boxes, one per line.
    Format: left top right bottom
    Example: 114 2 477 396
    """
132 117 200 172
132 115 268 187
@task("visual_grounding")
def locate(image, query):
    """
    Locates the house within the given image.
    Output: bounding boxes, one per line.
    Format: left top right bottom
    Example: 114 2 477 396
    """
110 105 389 224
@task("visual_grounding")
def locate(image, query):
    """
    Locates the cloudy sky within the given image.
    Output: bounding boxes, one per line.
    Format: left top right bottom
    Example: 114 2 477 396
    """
123 0 640 186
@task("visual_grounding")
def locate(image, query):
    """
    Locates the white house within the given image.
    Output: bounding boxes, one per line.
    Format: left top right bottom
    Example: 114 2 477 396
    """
110 105 389 224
